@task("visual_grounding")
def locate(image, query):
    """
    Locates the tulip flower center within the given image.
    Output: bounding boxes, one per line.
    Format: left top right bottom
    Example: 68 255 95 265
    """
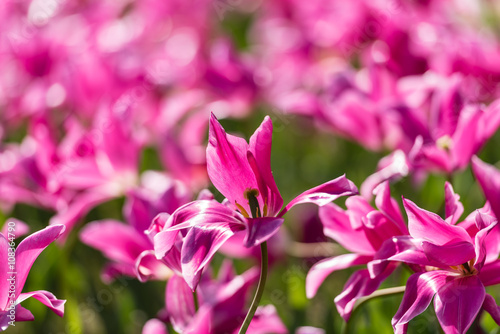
450 259 477 276
235 188 263 218
245 188 262 218
436 135 453 150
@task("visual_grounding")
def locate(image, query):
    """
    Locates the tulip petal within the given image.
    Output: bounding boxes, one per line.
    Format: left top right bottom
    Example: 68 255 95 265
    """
80 220 150 267
0 234 10 309
335 264 397 321
404 199 471 245
166 275 195 333
306 254 372 298
450 106 483 170
280 175 358 217
434 275 485 334
482 294 500 326
473 213 498 271
206 113 258 213
243 217 284 248
373 181 407 234
478 259 500 287
444 182 463 225
17 290 65 317
135 250 173 282
15 225 65 296
360 150 409 200
421 239 475 266
0 305 34 331
369 236 423 278
392 271 451 334
155 201 246 259
142 319 168 334
472 156 500 221
181 223 241 290
247 305 288 334
319 203 376 254
248 116 284 216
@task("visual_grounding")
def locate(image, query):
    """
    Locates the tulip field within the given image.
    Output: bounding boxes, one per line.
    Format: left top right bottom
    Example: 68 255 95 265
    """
3 0 500 333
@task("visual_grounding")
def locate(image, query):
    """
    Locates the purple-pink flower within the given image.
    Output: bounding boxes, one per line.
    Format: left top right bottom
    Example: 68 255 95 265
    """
384 191 500 333
154 114 358 290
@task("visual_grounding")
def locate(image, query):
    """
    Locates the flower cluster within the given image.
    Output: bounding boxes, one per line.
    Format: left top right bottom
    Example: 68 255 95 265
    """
2 0 500 333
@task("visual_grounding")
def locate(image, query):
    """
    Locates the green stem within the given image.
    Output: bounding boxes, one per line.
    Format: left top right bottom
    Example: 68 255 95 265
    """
238 242 268 334
341 286 406 334
193 290 199 312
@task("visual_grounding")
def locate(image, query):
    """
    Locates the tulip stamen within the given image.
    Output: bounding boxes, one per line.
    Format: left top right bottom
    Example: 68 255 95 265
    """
235 201 250 218
245 188 261 218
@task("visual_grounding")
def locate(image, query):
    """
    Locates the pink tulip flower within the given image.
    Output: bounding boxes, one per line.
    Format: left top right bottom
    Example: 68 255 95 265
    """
372 186 500 333
154 113 358 290
306 181 407 320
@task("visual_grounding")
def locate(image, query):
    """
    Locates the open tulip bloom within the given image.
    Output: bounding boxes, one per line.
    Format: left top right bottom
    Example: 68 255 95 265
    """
366 183 500 334
153 113 358 332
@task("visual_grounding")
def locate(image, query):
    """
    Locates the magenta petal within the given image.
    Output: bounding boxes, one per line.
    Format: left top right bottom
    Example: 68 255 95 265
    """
473 214 498 271
0 234 10 309
450 106 483 170
243 217 284 248
17 290 65 317
392 271 451 334
206 113 258 212
280 174 358 217
335 264 397 321
421 239 475 266
444 182 464 225
360 150 409 200
306 254 372 298
153 229 178 261
482 294 500 326
434 275 485 334
248 116 283 216
373 182 407 234
14 305 34 321
181 223 241 290
319 203 376 254
80 220 150 266
154 201 246 260
15 225 65 296
101 263 136 283
368 236 422 278
0 305 34 330
404 199 471 245
1 218 29 237
135 250 172 282
142 319 168 334
478 259 500 287
166 275 195 333
472 156 500 221
49 190 114 242
247 305 288 334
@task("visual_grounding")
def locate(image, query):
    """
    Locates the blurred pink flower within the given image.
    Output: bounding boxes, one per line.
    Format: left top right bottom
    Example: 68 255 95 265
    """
80 172 190 283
